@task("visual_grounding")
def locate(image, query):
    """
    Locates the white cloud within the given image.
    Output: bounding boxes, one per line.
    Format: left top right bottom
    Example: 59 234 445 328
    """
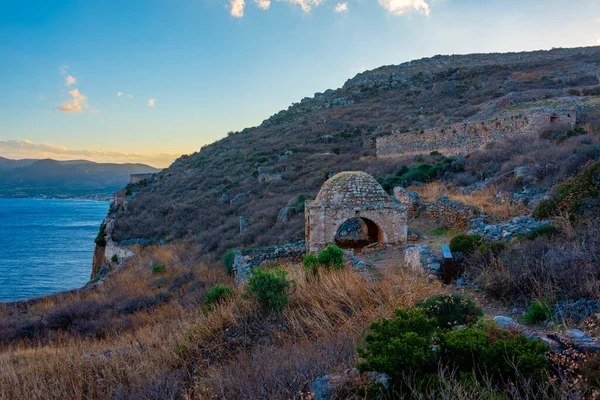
59 65 69 75
282 0 325 13
148 98 156 107
231 0 245 17
38 96 45 101
334 2 348 12
127 94 133 99
0 139 177 168
117 92 123 96
65 75 77 86
377 0 430 16
256 0 271 9
58 89 88 113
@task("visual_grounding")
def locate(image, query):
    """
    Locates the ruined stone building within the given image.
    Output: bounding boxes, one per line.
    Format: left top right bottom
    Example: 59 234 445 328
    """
305 171 407 254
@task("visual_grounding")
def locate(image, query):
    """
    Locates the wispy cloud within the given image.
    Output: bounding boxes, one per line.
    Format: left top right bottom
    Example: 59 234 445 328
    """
58 88 88 113
0 139 178 168
255 0 270 9
59 65 69 75
127 94 133 99
147 98 156 107
231 0 245 17
334 2 348 12
283 0 325 13
117 92 123 96
377 0 430 16
65 75 77 86
38 96 45 101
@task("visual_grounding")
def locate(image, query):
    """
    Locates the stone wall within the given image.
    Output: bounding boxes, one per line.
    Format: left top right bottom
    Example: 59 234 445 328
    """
423 197 474 229
376 109 576 158
233 241 306 284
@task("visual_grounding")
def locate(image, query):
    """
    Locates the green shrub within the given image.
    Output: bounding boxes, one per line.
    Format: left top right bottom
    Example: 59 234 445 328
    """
94 223 107 246
152 264 166 274
245 266 293 310
357 308 549 393
477 241 507 255
532 199 557 220
449 234 484 254
534 161 600 219
302 254 319 277
317 244 345 270
378 158 458 191
482 334 548 381
416 294 483 329
521 225 560 241
205 285 234 306
430 150 442 156
522 300 552 325
223 248 236 275
111 254 119 263
357 309 438 383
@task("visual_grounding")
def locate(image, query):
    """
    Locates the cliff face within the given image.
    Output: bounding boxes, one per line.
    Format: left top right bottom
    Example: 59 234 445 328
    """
91 192 137 279
102 46 600 263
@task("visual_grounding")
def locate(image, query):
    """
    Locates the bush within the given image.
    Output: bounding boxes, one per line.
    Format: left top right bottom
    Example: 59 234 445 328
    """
533 199 557 220
223 249 236 275
111 254 119 263
357 308 549 393
152 264 166 274
477 241 507 255
95 223 107 246
317 244 345 270
521 225 560 241
245 266 293 311
522 300 552 325
449 234 484 254
302 254 319 277
204 285 234 306
534 161 600 219
357 309 438 383
416 294 483 329
430 150 442 156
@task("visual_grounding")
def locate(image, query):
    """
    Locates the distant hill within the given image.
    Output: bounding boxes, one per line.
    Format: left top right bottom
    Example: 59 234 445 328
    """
0 158 160 199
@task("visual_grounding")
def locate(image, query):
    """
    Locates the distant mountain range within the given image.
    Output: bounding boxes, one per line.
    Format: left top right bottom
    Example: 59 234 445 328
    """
0 157 160 199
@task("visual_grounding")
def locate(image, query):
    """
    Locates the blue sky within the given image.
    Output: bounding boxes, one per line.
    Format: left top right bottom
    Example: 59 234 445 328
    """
1 0 600 167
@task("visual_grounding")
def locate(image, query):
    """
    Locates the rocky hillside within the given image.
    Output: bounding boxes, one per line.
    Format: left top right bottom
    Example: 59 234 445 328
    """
108 46 600 262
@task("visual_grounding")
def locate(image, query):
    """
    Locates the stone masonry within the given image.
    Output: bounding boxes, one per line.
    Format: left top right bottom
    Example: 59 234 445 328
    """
376 109 576 158
233 241 306 284
305 171 407 254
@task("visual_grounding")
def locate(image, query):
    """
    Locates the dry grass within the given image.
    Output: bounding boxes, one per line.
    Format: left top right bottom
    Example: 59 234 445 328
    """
408 181 528 220
0 248 444 399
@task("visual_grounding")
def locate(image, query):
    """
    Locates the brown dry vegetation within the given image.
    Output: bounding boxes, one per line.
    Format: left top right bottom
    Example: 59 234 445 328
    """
408 181 528 220
0 245 446 399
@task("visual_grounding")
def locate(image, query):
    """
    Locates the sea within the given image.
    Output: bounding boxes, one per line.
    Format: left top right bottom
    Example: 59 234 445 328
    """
0 198 109 302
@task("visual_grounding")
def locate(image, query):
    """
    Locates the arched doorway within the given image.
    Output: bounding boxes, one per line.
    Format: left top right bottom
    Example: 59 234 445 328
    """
334 217 382 251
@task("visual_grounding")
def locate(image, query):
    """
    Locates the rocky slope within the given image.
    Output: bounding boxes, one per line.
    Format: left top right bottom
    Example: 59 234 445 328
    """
106 46 600 264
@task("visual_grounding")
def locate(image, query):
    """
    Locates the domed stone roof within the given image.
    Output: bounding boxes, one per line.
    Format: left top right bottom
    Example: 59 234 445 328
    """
315 171 389 208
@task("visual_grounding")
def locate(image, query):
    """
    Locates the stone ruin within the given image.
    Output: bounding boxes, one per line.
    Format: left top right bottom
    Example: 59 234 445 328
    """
305 171 407 254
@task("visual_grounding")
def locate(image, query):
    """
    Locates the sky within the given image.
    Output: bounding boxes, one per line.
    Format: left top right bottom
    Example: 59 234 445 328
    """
1 0 600 168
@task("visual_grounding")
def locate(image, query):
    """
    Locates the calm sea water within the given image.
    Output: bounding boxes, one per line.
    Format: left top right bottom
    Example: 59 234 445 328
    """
0 198 109 302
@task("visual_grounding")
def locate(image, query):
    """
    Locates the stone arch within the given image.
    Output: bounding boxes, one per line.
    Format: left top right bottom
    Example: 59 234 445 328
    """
334 216 384 250
305 171 407 254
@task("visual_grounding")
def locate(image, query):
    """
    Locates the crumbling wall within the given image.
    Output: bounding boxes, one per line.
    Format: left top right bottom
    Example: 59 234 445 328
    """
233 241 306 284
376 109 576 158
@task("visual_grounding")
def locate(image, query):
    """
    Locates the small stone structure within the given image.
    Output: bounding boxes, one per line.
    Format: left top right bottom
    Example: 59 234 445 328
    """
233 241 306 284
423 196 475 229
393 187 420 214
305 171 407 254
129 173 155 184
376 109 576 158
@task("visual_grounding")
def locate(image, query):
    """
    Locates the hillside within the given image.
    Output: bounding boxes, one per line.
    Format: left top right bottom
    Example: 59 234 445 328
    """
0 158 160 199
109 46 600 261
2 46 600 399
